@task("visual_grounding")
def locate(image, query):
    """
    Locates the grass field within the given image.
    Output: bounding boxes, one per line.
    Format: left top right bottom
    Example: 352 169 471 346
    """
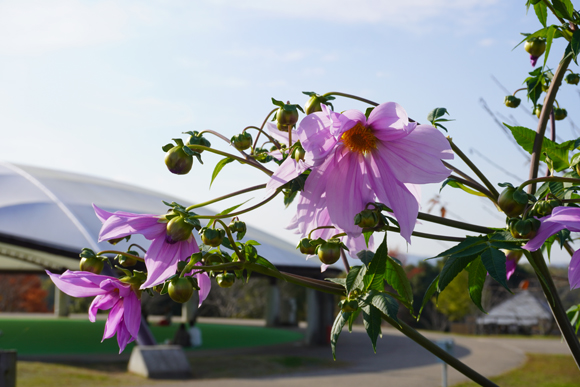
0 318 303 355
453 353 580 387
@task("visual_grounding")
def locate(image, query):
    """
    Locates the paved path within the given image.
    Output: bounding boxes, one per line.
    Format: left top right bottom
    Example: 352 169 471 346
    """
143 325 572 387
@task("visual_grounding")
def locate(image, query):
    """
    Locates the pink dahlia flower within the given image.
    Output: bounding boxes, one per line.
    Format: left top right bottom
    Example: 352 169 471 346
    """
274 103 452 243
93 205 209 300
523 206 580 289
47 270 141 353
505 250 523 280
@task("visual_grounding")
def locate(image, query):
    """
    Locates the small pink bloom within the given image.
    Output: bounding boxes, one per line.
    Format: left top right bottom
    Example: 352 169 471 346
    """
47 270 141 353
523 206 580 289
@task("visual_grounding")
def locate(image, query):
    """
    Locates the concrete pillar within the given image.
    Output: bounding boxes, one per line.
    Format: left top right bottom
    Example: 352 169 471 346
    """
265 277 280 327
181 292 199 324
305 288 336 345
0 350 16 387
54 286 69 317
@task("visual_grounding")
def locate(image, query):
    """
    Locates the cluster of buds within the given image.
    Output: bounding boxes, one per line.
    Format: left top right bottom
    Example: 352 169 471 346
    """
296 237 348 265
163 131 211 174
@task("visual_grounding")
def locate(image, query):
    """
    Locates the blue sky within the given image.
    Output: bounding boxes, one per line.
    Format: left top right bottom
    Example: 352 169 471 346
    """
1 0 578 265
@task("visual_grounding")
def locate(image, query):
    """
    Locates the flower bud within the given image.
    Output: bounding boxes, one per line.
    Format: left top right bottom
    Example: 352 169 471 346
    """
187 131 211 153
165 146 193 175
80 257 105 274
354 209 379 228
168 277 194 303
305 95 324 115
554 108 567 121
272 99 303 132
533 104 542 118
316 239 342 265
504 95 521 108
292 145 305 162
524 37 546 66
201 228 225 247
296 238 317 255
231 132 253 151
118 251 138 267
498 187 527 218
228 220 247 240
216 272 235 288
565 73 580 85
509 218 538 240
166 216 194 244
341 299 359 313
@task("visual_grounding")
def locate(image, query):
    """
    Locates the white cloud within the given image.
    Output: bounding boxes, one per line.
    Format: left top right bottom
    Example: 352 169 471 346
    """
479 38 495 47
0 0 128 55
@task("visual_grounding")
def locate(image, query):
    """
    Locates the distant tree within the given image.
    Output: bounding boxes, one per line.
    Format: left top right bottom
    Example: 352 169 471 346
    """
0 274 48 312
435 271 474 322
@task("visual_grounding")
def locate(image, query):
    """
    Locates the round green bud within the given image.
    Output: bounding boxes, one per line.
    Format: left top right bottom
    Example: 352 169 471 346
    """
524 37 546 58
166 216 194 244
504 95 521 108
165 146 193 175
317 240 342 265
80 257 104 274
168 277 194 303
216 272 235 288
565 73 580 85
554 108 567 121
498 187 526 218
201 228 225 247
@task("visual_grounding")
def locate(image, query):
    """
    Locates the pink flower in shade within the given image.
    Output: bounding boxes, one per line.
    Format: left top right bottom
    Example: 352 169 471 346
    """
523 206 580 289
93 205 210 301
274 103 453 244
505 250 523 280
47 270 140 353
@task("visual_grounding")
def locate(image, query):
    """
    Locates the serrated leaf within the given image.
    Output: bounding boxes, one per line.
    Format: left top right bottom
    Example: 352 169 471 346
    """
361 305 382 353
543 25 557 68
348 308 361 332
438 252 482 293
487 230 528 243
216 198 253 216
357 250 375 267
552 0 574 20
481 248 509 291
572 29 580 65
467 257 487 313
368 290 399 324
534 1 548 27
549 181 565 199
346 265 365 293
326 277 347 286
330 311 349 360
427 107 449 123
363 236 387 291
385 256 413 305
434 236 488 258
419 275 439 319
210 158 234 188
255 256 280 273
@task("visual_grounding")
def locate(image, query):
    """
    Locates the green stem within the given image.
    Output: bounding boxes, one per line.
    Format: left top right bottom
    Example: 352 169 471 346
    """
450 175 496 204
194 262 243 272
442 161 480 187
253 108 278 152
128 244 147 254
186 145 273 176
97 250 144 262
527 53 573 194
518 176 580 192
382 226 466 242
185 184 266 211
308 226 336 239
321 92 379 107
215 219 245 262
381 315 500 387
447 137 500 200
526 250 580 368
513 87 526 96
198 130 231 144
541 0 567 25
417 212 494 234
194 190 280 220
242 126 281 149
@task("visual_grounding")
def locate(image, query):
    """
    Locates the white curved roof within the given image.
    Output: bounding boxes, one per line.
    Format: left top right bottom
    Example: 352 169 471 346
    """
0 161 330 271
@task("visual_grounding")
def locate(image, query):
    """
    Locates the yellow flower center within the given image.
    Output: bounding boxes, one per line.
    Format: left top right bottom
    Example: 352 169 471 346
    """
341 122 377 154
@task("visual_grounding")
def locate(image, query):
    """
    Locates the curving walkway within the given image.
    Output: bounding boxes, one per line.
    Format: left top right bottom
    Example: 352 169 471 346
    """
146 325 572 387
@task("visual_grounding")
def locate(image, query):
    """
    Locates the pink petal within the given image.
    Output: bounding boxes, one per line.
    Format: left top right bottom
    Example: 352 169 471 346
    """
266 157 301 193
97 212 166 242
116 322 135 354
122 291 141 339
47 270 113 298
89 293 118 322
569 249 580 289
297 112 339 163
266 123 292 146
140 236 198 289
368 102 416 141
103 299 124 340
523 221 566 251
196 271 211 306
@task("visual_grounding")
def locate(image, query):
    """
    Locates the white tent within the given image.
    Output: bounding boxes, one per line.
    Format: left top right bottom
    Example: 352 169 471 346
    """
0 161 331 274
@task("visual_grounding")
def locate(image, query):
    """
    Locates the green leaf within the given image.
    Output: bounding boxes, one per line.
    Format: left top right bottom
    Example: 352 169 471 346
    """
513 189 528 205
363 236 388 291
571 29 580 65
513 27 548 50
357 250 374 267
570 152 580 167
385 256 413 305
346 265 366 293
427 107 449 123
255 256 280 273
210 158 234 188
438 252 482 293
216 198 252 216
466 257 487 313
363 231 373 248
271 98 285 108
245 240 260 246
434 236 488 258
526 76 543 107
368 290 399 324
419 275 439 319
440 178 486 197
488 230 528 243
534 1 548 27
364 107 374 119
326 277 346 286
361 305 382 353
552 0 574 20
330 311 349 360
543 25 557 68
549 181 565 199
348 308 362 333
162 143 174 152
481 248 509 291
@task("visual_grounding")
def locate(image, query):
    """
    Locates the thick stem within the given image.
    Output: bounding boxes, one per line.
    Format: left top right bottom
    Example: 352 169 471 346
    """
381 315 500 387
194 190 280 220
321 92 379 107
383 226 466 242
253 108 278 152
527 250 580 368
528 53 573 194
518 176 580 192
447 138 500 200
187 145 274 176
417 212 494 234
340 249 350 274
98 250 144 262
186 184 266 211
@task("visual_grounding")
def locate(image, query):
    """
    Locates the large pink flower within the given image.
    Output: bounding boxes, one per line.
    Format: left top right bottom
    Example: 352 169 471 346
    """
274 103 452 243
523 206 580 289
47 270 141 353
93 205 209 300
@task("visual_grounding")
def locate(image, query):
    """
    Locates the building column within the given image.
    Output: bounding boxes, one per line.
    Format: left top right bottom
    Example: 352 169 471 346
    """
54 286 69 317
182 291 199 324
305 288 335 345
265 277 280 327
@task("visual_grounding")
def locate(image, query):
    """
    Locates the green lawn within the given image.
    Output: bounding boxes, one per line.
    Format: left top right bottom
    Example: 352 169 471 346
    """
0 318 303 355
453 353 580 387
